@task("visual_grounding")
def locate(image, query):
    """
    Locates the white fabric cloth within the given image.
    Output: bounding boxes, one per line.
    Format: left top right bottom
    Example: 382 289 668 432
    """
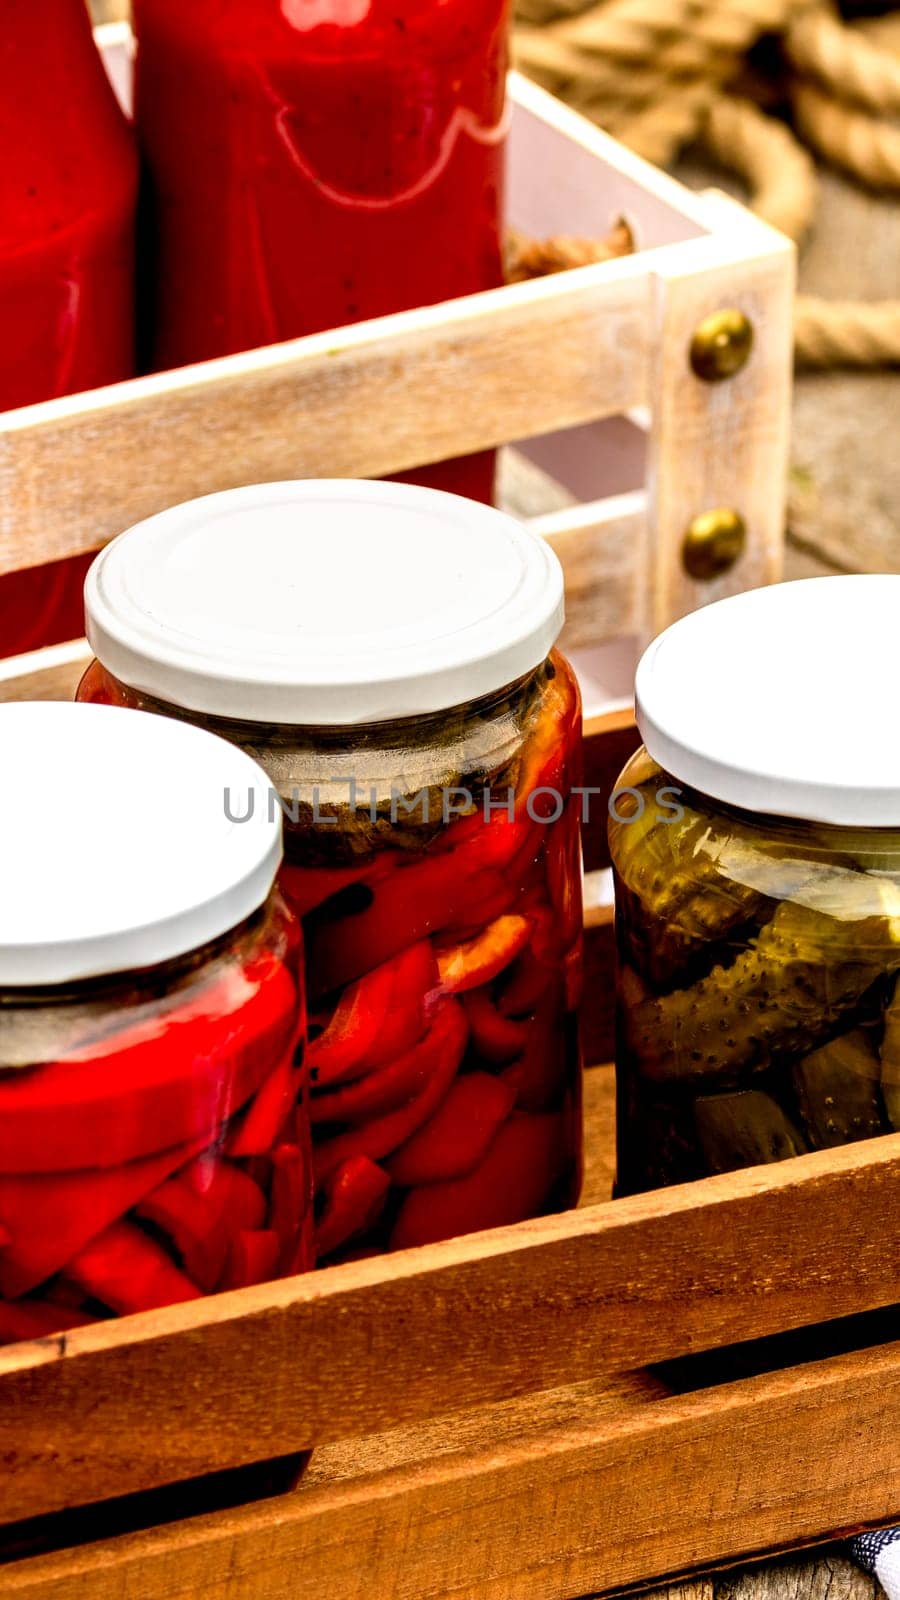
851 1530 900 1598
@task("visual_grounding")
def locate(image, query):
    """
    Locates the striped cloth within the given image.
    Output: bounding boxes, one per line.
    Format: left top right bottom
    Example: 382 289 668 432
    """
851 1530 900 1597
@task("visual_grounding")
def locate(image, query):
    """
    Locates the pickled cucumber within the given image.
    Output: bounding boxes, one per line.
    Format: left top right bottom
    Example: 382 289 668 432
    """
625 900 900 1084
794 1028 888 1148
879 979 900 1130
610 784 774 985
695 1090 807 1173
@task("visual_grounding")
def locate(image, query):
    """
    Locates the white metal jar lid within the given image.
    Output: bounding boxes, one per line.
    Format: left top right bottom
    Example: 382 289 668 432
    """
85 481 566 725
0 703 282 986
635 575 900 828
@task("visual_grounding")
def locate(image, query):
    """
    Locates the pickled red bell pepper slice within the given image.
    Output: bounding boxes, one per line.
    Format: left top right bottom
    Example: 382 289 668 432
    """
279 858 391 918
311 996 467 1127
0 1133 209 1299
314 1156 391 1259
544 818 583 954
307 859 512 998
513 674 580 820
0 952 298 1172
219 1229 282 1292
226 1051 299 1157
496 947 556 1019
138 1157 267 1292
388 1073 516 1188
436 915 531 995
270 1143 314 1275
0 1298 98 1344
313 998 468 1181
308 942 437 1088
461 990 527 1064
502 984 569 1113
437 873 523 947
389 1113 568 1250
67 1221 203 1315
445 813 536 873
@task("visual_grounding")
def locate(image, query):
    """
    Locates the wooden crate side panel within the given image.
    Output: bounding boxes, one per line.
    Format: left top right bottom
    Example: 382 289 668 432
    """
581 706 641 872
508 73 714 246
0 263 652 580
6 1340 900 1600
532 491 647 656
0 641 91 704
644 204 795 639
4 1098 900 1525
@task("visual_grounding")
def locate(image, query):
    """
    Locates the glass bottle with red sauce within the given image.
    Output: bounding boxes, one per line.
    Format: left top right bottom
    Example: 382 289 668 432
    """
132 0 509 503
78 481 585 1260
0 1 137 657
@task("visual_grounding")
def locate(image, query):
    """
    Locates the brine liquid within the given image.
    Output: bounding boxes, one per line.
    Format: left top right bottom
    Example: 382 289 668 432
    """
0 899 312 1344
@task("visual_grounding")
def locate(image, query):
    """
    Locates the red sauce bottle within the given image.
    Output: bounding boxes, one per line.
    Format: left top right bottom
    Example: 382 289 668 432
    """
132 0 510 503
0 1 138 658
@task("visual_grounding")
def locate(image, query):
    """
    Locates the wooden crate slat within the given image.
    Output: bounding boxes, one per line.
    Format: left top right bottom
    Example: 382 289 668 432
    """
644 194 794 634
0 257 653 581
6 1338 900 1600
581 705 641 872
4 1056 900 1526
533 490 646 655
0 641 92 705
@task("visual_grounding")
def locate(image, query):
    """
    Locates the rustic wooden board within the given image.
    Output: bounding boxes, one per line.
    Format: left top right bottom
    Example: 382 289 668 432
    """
3 1058 900 1528
0 256 652 580
5 1335 900 1600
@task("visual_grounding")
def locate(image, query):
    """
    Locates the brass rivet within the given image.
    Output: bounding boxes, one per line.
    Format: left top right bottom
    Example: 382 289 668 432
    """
689 309 754 382
682 508 746 580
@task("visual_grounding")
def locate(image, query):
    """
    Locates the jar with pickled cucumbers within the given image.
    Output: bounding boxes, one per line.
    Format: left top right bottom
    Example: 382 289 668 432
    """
610 576 900 1194
78 480 585 1258
0 703 310 1344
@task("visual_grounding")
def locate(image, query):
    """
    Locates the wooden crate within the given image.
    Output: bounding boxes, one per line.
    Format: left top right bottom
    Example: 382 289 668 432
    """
0 24 794 662
1 651 899 1600
0 34 861 1600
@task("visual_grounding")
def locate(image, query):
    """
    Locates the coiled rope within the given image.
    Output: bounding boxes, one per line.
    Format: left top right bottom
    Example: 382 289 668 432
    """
514 0 900 367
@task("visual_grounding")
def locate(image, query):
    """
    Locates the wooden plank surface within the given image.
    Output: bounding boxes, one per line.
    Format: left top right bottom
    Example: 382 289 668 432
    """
0 641 91 704
4 1061 900 1527
5 1337 900 1600
0 256 653 579
644 199 794 638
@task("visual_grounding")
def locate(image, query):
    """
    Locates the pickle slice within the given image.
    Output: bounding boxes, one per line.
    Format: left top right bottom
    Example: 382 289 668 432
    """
610 785 772 985
879 980 900 1131
626 900 900 1085
794 1028 888 1148
695 1089 808 1174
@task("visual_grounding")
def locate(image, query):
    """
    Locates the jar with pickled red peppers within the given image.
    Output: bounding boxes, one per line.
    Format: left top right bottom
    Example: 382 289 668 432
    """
610 576 900 1195
79 480 585 1258
0 703 311 1345
132 0 509 503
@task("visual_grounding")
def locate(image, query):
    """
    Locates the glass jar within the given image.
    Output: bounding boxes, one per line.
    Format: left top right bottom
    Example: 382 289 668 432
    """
78 480 584 1258
0 0 138 655
131 0 509 503
0 703 310 1344
609 577 900 1194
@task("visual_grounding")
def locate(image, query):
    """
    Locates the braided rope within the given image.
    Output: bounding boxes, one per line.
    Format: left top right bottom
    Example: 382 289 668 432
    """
514 0 900 368
793 79 900 187
701 96 820 239
506 218 635 279
786 8 900 114
795 294 900 365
